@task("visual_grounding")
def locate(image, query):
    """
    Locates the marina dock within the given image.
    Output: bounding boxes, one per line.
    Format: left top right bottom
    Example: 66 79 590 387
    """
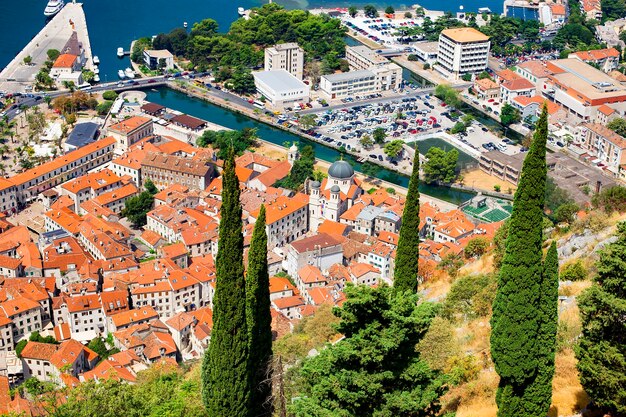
0 2 93 93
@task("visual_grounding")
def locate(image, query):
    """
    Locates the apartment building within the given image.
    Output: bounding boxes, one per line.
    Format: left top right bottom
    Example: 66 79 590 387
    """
0 298 42 341
60 169 123 211
10 137 116 205
578 123 626 175
569 48 620 73
107 116 154 152
264 43 304 80
250 194 309 248
320 70 377 99
0 317 13 351
141 152 215 191
345 46 402 91
21 339 97 384
437 27 491 78
92 183 139 214
285 233 343 277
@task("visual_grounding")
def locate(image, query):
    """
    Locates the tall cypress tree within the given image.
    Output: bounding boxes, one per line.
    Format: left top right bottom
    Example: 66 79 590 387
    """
393 147 420 293
202 149 252 417
246 205 273 416
490 105 550 417
521 241 559 415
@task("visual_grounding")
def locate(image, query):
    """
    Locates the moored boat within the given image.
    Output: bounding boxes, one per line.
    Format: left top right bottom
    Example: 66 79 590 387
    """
124 68 135 79
44 0 64 17
118 69 126 79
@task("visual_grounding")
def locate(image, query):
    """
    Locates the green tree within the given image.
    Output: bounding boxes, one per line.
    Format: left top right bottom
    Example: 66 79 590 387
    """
197 128 257 159
490 106 556 417
450 121 466 134
373 127 386 144
277 145 315 190
348 6 358 17
464 237 490 258
290 285 446 416
202 149 252 417
23 55 32 65
96 101 113 116
144 178 158 195
607 117 626 136
500 103 521 126
359 134 374 149
102 90 118 101
47 49 60 61
434 84 461 107
442 274 497 320
422 147 458 184
385 6 395 14
121 191 154 227
592 185 626 213
393 150 420 294
131 37 152 63
576 222 626 416
246 205 273 417
298 114 317 130
364 4 379 17
383 139 404 159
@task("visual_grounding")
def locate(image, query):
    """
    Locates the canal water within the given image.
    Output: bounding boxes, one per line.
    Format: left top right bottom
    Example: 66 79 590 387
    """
145 87 475 204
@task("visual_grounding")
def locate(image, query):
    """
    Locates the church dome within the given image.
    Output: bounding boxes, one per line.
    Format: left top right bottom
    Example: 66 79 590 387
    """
328 160 354 179
330 185 340 193
310 180 321 189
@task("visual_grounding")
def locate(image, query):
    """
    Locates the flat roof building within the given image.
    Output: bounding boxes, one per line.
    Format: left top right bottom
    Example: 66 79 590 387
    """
252 70 310 109
320 70 376 99
264 43 304 80
64 122 99 153
437 28 490 78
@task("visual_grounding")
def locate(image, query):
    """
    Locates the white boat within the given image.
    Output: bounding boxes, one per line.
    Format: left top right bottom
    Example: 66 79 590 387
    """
93 56 100 65
117 47 124 58
238 7 245 15
93 75 100 82
124 68 135 79
44 0 64 17
183 22 188 28
93 67 100 74
118 70 126 79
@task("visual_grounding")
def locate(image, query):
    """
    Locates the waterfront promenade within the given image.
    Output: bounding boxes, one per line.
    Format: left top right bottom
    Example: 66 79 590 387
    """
0 2 92 93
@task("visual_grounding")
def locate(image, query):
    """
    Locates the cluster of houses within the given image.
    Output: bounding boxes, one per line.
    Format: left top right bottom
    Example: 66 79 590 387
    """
0 103 503 409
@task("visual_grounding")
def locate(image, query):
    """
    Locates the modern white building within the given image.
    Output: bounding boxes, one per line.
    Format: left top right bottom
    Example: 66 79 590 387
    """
437 27 490 78
320 70 376 99
264 43 305 80
143 49 175 71
252 70 310 109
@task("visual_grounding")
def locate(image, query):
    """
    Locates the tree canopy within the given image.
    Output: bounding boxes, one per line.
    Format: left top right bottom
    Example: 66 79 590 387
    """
576 222 626 415
290 285 446 416
422 147 458 184
196 128 256 159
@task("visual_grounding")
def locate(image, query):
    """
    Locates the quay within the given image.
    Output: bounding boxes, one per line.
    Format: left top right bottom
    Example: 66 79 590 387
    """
0 2 93 93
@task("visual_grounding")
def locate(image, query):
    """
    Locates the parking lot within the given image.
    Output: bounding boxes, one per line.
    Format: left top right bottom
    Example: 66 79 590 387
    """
297 93 524 170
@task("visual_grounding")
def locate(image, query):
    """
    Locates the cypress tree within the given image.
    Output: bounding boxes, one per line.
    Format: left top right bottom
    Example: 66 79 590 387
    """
490 105 550 417
202 149 252 417
246 205 273 416
521 241 559 415
393 147 420 293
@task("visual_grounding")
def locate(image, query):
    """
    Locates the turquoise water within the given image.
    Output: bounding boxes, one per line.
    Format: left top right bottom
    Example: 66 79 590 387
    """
145 87 474 204
1 0 503 80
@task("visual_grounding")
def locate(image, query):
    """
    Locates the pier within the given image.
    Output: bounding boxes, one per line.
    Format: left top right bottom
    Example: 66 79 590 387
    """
0 2 93 93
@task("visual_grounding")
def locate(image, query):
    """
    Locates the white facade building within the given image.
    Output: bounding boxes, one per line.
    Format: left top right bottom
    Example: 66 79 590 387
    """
437 27 490 78
252 70 310 109
264 43 304 80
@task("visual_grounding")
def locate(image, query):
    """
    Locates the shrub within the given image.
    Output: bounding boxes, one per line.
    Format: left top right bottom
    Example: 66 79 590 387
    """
592 185 626 213
464 237 490 259
442 274 497 320
102 90 118 101
560 259 587 281
407 54 418 61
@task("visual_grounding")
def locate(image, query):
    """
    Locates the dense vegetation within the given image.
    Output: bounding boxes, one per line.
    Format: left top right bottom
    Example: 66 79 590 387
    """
196 128 257 159
275 144 315 190
121 179 158 228
289 285 446 416
576 222 626 415
422 147 459 184
147 3 346 89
